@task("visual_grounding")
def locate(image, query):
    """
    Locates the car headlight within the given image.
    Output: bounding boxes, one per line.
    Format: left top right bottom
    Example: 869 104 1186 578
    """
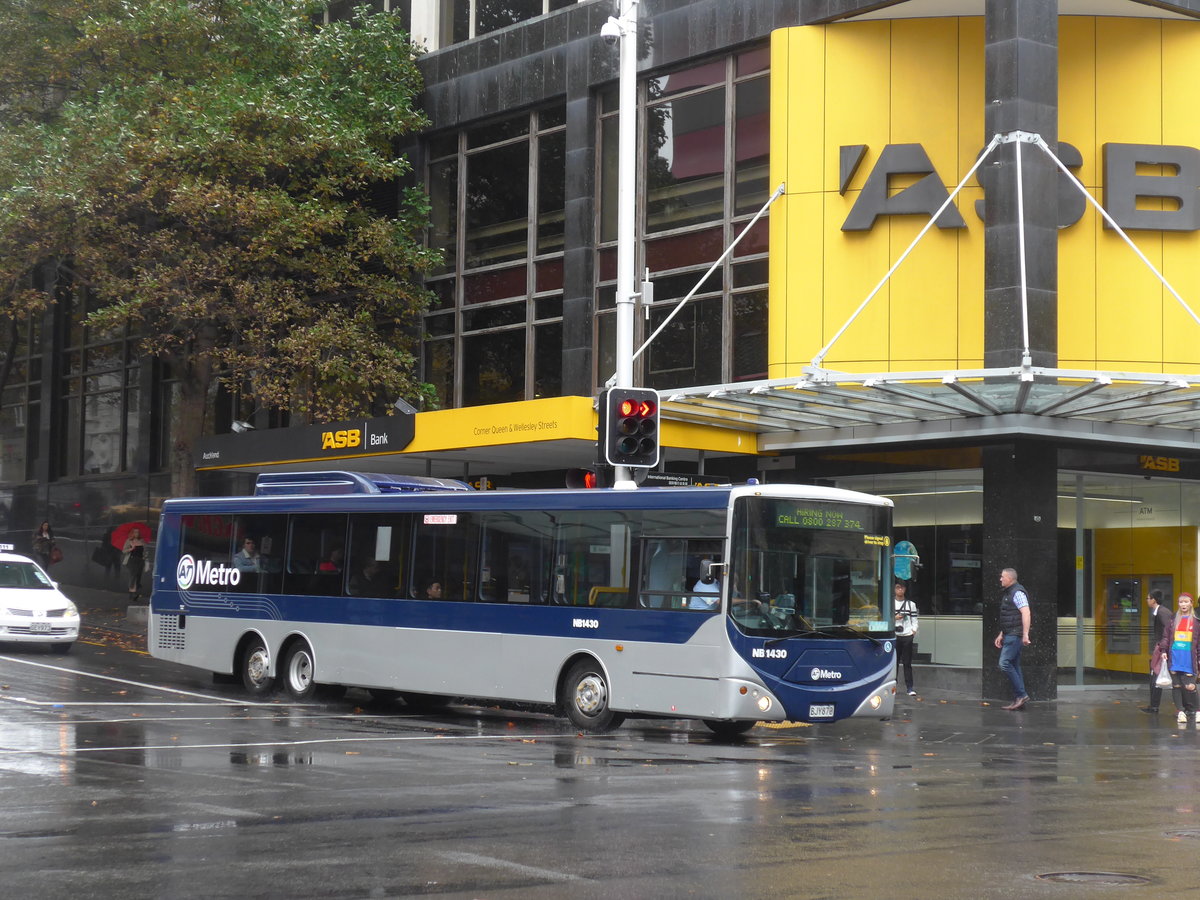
64 602 78 618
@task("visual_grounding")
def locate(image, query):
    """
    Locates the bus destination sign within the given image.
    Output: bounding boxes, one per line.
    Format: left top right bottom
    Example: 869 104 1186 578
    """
777 506 865 532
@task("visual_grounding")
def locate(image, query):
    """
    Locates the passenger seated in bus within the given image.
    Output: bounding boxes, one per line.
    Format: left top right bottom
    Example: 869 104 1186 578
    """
689 558 720 610
318 547 344 573
233 537 262 572
423 580 443 600
348 560 393 597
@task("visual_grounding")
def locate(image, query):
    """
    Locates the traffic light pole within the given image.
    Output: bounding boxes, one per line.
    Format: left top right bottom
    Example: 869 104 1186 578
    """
611 0 639 490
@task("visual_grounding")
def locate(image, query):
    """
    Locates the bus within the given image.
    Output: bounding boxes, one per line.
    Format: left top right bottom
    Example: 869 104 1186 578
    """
149 471 897 735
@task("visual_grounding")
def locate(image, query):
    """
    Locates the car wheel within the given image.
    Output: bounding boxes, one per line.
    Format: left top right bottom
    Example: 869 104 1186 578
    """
562 659 625 732
281 641 317 701
240 636 274 696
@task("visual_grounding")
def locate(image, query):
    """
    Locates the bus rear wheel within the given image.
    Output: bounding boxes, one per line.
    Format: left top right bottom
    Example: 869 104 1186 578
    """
240 636 274 696
281 641 317 701
562 660 624 732
703 719 757 739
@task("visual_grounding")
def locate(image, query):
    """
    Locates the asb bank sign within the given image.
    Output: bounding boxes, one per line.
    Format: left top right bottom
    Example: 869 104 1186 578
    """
177 554 241 590
840 141 1200 234
196 412 415 470
768 18 1200 379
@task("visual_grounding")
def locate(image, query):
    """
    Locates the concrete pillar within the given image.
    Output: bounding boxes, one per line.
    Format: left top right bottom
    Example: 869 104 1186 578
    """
980 0 1059 699
983 0 1058 369
982 441 1059 701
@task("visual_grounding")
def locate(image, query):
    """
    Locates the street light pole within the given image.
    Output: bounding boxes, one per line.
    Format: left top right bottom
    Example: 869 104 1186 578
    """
607 0 639 489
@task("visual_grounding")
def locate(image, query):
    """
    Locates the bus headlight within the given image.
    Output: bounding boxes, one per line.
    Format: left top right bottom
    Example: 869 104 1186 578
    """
867 694 883 711
757 695 772 713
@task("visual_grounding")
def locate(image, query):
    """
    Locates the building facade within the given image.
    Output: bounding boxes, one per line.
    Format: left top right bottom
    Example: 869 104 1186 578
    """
7 0 1200 698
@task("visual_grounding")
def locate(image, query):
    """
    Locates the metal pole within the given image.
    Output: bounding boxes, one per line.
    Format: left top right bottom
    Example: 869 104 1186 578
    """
612 0 639 490
1075 475 1084 686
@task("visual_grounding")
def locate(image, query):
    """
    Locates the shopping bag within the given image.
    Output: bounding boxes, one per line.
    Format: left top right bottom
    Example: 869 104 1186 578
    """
49 544 63 565
1156 661 1172 688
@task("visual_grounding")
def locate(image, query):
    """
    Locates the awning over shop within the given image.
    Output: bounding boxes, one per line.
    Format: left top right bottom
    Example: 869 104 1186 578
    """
661 364 1200 453
196 395 760 479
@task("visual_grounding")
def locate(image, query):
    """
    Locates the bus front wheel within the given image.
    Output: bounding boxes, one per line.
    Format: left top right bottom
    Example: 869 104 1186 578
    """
240 637 274 696
281 641 317 701
562 660 624 732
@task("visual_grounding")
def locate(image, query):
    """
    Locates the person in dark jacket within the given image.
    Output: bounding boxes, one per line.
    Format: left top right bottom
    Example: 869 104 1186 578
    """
993 567 1031 711
1142 590 1174 714
31 520 54 569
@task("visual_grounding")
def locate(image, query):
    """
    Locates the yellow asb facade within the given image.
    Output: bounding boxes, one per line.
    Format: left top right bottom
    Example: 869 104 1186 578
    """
769 17 1200 377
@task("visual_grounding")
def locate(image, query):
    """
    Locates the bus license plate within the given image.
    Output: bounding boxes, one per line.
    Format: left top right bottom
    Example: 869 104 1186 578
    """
29 622 51 633
809 704 835 719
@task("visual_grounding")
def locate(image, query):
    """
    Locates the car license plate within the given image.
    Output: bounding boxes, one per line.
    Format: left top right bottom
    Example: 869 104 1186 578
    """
29 622 51 633
809 704 835 719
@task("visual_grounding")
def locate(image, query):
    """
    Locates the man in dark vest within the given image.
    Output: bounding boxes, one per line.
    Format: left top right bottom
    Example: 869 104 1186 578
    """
993 567 1031 711
1142 590 1174 715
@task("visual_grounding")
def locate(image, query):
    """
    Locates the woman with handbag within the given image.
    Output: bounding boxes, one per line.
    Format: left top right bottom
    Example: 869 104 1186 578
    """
122 526 147 603
31 520 54 569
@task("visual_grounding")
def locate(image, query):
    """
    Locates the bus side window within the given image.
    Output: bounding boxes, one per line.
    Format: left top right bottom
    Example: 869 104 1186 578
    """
553 513 634 608
638 538 723 611
478 511 553 604
640 539 686 609
285 514 348 597
228 514 286 595
345 514 410 599
413 513 478 602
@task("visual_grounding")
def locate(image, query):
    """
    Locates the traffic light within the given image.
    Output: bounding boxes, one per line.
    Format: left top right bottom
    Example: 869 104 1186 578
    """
565 467 613 489
601 387 659 468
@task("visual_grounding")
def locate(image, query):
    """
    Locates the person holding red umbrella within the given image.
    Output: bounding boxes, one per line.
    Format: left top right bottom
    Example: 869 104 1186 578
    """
122 526 147 603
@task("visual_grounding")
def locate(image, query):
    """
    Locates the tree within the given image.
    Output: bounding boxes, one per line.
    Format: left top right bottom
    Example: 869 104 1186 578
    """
0 0 438 495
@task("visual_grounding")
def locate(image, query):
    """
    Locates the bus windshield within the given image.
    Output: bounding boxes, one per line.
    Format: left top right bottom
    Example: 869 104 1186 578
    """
729 496 891 638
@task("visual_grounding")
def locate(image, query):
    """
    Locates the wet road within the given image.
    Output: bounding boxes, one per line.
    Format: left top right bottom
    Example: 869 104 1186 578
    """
2 634 1199 899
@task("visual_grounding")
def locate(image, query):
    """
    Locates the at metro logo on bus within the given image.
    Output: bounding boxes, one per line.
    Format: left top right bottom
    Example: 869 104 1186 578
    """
840 142 1200 233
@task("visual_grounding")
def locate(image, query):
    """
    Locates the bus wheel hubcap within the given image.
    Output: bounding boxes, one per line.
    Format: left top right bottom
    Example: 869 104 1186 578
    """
575 675 606 716
291 652 312 690
248 650 268 685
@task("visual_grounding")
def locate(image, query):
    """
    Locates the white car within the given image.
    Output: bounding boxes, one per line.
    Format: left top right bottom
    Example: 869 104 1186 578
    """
0 551 80 653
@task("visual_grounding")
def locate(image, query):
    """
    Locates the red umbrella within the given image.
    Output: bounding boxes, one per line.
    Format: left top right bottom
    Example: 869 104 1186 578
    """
110 521 153 550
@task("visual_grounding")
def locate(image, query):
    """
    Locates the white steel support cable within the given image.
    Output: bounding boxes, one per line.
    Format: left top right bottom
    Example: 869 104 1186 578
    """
1011 132 1033 367
626 182 786 370
1031 134 1200 332
812 133 1005 369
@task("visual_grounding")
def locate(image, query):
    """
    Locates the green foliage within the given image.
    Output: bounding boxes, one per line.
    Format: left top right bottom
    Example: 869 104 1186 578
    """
0 0 437 430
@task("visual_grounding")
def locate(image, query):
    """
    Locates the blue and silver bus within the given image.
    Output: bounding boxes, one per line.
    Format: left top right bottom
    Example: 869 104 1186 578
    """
149 472 896 735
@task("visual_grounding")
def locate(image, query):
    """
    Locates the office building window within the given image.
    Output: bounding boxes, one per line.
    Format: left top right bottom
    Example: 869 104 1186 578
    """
58 293 140 478
0 316 39 483
326 0 409 30
424 106 565 408
439 0 574 45
596 47 770 392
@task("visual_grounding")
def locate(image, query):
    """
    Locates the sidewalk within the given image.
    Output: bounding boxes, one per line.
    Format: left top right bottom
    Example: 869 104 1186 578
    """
62 581 148 647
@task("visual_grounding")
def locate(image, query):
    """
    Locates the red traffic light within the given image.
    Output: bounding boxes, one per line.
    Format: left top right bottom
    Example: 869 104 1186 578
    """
601 388 660 468
618 398 656 418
